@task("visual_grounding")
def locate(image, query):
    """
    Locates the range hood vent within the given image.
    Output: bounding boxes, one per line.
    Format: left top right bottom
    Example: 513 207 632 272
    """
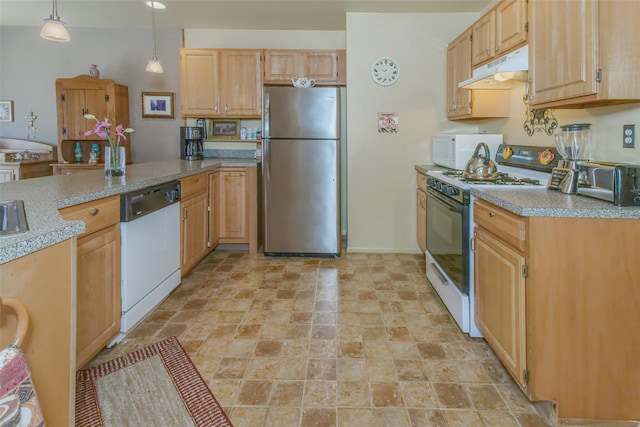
459 45 529 90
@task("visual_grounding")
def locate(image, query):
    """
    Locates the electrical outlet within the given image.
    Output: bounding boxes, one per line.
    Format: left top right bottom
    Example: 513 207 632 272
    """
623 124 636 148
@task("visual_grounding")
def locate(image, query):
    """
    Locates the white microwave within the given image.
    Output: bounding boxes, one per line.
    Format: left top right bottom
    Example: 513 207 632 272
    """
432 133 504 170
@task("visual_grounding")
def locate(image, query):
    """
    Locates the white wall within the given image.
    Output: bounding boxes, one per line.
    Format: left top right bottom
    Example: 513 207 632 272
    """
0 26 183 163
345 13 477 253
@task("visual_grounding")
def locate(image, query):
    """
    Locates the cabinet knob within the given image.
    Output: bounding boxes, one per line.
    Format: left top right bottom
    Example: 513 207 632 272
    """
486 49 491 56
495 46 499 52
90 208 99 216
489 211 496 217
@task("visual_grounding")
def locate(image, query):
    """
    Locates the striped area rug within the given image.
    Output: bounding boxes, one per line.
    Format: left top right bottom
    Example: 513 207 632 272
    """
75 336 232 427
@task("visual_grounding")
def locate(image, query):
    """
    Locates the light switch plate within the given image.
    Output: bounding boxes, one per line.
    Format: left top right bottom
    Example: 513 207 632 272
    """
623 124 636 148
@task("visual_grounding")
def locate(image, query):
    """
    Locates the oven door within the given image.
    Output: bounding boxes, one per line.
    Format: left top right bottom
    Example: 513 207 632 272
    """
426 188 470 294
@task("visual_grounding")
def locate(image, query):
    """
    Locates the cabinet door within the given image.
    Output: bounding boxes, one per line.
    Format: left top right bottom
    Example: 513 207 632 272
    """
208 172 220 248
496 0 527 55
219 170 247 240
181 192 209 275
0 167 16 182
416 188 427 253
474 227 527 390
219 50 262 117
472 10 496 66
447 29 472 118
75 224 121 369
306 51 339 84
264 50 302 83
529 0 598 105
180 48 220 117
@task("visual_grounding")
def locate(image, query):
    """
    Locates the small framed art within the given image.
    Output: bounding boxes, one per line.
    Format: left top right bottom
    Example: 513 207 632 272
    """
142 92 175 118
0 100 14 122
210 119 240 139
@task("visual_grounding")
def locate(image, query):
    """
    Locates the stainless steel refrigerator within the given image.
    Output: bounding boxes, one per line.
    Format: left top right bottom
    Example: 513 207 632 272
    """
262 86 341 256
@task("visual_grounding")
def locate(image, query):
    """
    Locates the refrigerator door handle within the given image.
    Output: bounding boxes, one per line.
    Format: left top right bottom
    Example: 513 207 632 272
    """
264 139 271 184
263 92 270 138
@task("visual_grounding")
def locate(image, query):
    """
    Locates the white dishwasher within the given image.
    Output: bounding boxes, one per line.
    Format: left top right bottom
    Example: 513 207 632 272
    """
111 180 181 345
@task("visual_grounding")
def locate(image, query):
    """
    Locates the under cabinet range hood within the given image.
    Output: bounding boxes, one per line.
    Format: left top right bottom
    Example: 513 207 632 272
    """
459 45 529 90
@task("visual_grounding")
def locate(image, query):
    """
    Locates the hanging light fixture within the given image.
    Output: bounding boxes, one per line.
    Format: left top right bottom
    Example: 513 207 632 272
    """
40 0 70 42
145 1 165 73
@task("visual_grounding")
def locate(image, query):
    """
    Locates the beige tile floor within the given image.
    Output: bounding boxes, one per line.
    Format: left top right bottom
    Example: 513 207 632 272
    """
91 251 551 427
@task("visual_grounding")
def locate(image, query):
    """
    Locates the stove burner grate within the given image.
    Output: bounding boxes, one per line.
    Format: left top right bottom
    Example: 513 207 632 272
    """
441 170 540 186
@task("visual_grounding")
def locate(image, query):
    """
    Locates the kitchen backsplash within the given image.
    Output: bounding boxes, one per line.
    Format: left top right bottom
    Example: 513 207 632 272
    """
480 81 640 164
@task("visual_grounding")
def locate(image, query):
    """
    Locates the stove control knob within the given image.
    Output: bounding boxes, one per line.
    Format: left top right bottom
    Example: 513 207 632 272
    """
447 187 459 196
426 178 434 187
435 182 442 191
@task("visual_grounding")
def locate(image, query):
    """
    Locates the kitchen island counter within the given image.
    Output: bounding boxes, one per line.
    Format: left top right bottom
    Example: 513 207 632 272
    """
471 187 640 219
0 158 260 264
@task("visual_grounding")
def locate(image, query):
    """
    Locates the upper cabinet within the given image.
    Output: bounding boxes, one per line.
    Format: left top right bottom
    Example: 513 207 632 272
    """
264 49 346 86
180 48 263 118
472 0 528 67
55 75 130 165
447 29 510 121
529 0 640 108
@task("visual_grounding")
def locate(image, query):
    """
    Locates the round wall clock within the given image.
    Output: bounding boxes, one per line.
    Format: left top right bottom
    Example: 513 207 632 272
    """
371 57 399 86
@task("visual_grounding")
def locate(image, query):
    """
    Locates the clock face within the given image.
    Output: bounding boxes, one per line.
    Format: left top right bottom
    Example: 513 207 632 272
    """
371 57 399 86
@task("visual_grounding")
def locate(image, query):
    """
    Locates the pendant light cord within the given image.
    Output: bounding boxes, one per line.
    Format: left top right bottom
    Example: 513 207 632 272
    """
51 0 60 20
151 1 158 60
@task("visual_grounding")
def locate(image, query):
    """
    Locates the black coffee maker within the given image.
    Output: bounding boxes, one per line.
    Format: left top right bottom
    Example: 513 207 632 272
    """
180 126 204 160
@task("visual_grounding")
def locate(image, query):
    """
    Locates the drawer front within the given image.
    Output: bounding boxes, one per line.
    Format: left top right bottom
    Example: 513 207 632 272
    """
180 172 208 200
417 172 427 192
474 199 527 252
60 195 120 235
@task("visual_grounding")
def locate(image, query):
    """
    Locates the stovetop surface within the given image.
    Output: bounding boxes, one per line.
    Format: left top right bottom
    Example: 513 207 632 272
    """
428 166 551 190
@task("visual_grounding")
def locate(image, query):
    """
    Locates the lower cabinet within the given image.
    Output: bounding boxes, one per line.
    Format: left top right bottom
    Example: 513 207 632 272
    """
416 172 427 253
180 172 210 276
217 167 258 253
0 162 53 181
59 195 121 369
208 171 220 248
75 224 121 368
474 226 527 389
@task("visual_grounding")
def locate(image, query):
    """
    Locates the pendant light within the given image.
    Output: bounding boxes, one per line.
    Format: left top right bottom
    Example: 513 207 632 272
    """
40 0 70 42
145 1 164 73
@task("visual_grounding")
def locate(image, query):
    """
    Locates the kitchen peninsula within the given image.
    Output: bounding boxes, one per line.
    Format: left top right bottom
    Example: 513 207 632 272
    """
0 157 259 426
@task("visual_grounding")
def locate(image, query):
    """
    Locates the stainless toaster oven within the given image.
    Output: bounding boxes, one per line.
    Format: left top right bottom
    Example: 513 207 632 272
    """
577 162 640 206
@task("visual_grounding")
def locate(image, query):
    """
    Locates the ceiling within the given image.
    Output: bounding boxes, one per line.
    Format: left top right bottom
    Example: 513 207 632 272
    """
0 0 494 31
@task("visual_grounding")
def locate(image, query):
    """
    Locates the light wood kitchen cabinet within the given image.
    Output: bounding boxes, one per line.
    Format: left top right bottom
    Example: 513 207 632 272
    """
529 0 640 108
264 49 346 86
180 172 210 276
447 29 510 120
53 75 130 170
180 48 262 118
217 167 258 253
474 198 640 421
472 0 527 67
60 195 121 369
474 226 527 390
415 172 427 253
208 171 220 249
0 240 76 427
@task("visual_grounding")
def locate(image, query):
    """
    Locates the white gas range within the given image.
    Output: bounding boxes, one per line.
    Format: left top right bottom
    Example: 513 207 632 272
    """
424 143 558 337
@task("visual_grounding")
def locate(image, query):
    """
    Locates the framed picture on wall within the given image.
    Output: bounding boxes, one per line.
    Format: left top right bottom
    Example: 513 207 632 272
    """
0 100 14 122
141 92 175 118
211 120 240 139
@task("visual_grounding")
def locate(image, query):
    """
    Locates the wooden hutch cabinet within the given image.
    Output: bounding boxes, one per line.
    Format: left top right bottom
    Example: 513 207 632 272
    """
52 75 131 174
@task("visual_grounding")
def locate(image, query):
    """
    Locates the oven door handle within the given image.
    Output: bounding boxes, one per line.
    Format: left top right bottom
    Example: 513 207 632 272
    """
427 188 463 212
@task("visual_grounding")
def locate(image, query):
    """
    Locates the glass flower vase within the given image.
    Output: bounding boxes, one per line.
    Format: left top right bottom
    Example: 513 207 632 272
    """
104 146 125 179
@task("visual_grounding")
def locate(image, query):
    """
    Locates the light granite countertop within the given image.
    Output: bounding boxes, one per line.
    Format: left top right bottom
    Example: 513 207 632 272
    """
0 158 259 265
471 187 640 219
